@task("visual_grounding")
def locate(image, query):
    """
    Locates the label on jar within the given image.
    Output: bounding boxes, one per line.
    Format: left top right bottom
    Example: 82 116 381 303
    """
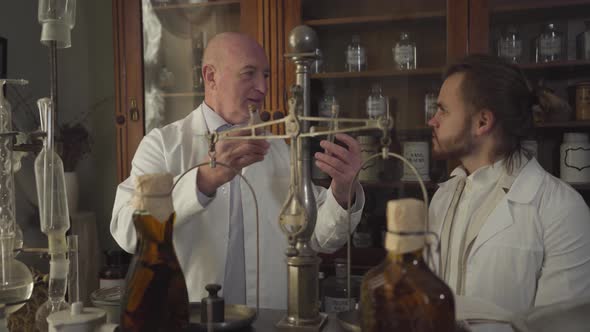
367 99 386 118
347 48 366 66
100 278 125 289
499 40 522 58
324 296 357 313
402 142 430 181
394 45 414 65
539 36 562 57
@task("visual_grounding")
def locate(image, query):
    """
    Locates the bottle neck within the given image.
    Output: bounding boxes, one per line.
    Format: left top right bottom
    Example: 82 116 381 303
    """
386 248 424 264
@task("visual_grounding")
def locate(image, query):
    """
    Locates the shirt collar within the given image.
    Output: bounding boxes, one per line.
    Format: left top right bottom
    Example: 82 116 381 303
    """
201 102 230 132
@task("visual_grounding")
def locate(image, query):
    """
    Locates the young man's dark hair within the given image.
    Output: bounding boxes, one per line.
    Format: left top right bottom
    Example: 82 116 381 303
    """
443 54 537 172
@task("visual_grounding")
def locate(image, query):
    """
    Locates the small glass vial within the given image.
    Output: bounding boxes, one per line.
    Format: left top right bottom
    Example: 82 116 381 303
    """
345 35 367 72
323 259 360 313
393 32 417 70
366 83 387 119
424 89 438 124
537 23 564 63
497 25 523 64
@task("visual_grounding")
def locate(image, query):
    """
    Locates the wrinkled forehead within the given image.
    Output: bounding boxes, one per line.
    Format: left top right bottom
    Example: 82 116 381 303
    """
222 40 269 71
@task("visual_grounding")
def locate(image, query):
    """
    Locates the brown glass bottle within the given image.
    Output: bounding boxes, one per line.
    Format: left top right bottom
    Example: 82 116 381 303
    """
360 198 455 332
121 211 189 331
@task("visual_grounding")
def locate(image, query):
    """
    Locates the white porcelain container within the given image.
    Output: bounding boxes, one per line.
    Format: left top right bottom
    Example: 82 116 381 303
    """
401 141 430 182
560 133 590 183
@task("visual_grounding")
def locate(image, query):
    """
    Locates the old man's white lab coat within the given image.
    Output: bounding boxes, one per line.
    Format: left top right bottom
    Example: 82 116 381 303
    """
110 104 364 309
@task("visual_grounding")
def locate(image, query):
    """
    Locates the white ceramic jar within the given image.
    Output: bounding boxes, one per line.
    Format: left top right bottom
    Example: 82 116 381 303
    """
401 141 430 182
560 132 590 183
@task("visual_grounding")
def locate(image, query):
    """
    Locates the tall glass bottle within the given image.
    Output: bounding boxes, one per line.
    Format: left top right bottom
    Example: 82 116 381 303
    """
393 32 417 70
120 173 189 331
322 259 360 313
537 23 564 63
345 35 367 72
497 25 522 64
366 83 387 119
361 199 455 332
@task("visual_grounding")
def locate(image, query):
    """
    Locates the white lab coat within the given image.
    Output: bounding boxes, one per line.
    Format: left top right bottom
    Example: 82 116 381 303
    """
429 157 590 314
110 105 364 309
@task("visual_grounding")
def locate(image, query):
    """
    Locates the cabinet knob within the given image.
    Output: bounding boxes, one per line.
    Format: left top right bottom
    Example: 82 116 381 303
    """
116 115 126 125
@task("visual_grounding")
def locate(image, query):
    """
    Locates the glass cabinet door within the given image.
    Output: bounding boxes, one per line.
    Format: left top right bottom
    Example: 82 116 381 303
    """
142 0 243 132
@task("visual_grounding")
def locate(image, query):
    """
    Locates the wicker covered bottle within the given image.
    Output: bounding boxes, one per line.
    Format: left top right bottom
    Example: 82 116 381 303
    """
120 173 189 331
360 198 455 332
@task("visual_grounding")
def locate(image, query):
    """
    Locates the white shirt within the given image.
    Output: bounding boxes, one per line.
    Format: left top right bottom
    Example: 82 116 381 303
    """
444 159 504 292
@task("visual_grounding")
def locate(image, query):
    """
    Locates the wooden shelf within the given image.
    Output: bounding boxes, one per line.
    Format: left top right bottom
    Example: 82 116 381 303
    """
311 67 443 79
519 60 590 71
161 91 204 98
152 0 240 11
303 11 445 27
492 0 590 14
535 120 590 128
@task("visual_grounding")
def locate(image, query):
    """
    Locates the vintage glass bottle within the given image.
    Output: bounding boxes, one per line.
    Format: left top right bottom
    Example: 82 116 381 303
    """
345 35 367 72
322 259 360 313
497 25 523 64
393 32 417 70
366 83 387 119
120 173 190 331
361 199 455 332
537 23 564 63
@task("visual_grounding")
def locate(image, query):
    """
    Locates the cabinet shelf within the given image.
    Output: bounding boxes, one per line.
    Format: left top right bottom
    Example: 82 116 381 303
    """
492 0 590 14
152 0 240 11
534 120 590 128
161 91 204 98
311 67 443 79
303 11 445 27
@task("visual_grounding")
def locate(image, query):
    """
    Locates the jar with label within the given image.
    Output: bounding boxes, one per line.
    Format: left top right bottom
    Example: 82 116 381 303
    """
424 90 438 124
319 83 339 118
401 141 430 182
358 135 382 181
393 32 416 70
560 132 590 184
366 83 387 119
497 25 523 64
576 20 590 60
99 250 131 289
322 259 360 313
345 35 367 72
537 23 563 63
575 81 590 120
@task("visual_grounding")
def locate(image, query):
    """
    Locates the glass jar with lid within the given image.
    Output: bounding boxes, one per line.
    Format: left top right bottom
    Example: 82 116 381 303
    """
497 25 523 64
345 35 367 72
537 23 564 63
393 32 416 70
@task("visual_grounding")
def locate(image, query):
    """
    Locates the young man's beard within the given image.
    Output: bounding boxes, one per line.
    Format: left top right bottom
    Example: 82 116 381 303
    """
431 121 476 161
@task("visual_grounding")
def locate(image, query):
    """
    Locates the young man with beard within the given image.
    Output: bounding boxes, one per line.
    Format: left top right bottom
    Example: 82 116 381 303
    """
427 54 590 314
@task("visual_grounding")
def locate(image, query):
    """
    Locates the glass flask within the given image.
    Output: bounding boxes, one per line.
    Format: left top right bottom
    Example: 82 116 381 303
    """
366 83 387 119
393 32 417 70
345 35 367 72
537 23 564 63
0 80 34 326
322 259 360 313
120 173 190 331
497 25 523 64
361 199 455 332
318 83 339 119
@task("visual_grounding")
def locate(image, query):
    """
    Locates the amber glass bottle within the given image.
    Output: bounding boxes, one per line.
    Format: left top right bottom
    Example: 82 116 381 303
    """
120 174 190 331
360 199 455 332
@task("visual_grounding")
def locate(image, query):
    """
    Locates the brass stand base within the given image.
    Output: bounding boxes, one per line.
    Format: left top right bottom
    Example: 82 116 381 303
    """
275 313 328 331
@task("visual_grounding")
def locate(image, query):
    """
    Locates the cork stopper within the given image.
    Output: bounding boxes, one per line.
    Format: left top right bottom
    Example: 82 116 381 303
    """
130 173 174 223
385 198 426 253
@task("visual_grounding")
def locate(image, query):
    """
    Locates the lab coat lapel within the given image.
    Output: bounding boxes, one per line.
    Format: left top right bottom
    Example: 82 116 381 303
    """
469 197 513 257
